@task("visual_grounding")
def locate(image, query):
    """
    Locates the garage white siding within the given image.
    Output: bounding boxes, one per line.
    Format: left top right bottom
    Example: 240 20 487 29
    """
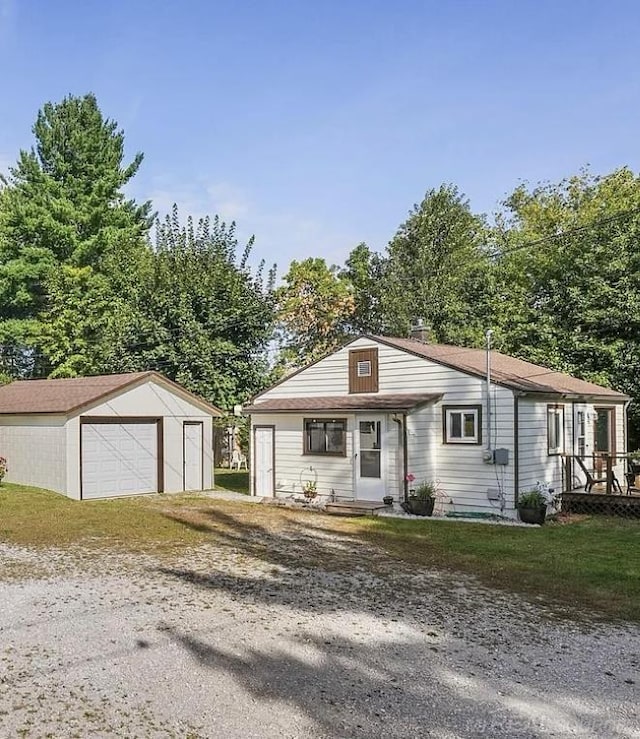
81 421 158 499
60 379 214 499
0 415 67 493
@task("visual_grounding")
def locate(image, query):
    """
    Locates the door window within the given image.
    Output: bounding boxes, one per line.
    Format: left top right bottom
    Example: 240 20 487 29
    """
595 409 614 454
359 421 381 478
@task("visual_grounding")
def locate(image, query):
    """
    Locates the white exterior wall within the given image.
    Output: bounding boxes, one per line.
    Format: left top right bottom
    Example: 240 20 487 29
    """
251 413 355 499
65 379 214 500
517 398 566 495
517 399 626 496
255 338 517 514
250 412 403 501
0 415 67 493
255 337 627 513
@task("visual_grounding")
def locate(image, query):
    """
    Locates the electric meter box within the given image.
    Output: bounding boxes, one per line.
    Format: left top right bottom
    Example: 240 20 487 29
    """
493 448 509 465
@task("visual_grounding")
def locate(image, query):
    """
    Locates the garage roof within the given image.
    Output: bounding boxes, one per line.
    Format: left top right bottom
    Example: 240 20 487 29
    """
0 372 223 416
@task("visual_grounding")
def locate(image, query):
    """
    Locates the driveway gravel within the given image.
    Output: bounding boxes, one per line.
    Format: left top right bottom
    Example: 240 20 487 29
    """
1 512 639 738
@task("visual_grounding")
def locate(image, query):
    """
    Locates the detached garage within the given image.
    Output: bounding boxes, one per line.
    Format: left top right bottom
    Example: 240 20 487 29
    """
0 371 222 499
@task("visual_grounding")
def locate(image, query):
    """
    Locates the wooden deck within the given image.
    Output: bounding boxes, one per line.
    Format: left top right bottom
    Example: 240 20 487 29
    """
562 489 640 518
324 500 388 517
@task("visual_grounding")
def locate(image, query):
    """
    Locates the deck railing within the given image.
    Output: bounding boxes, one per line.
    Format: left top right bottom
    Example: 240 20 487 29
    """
561 453 629 495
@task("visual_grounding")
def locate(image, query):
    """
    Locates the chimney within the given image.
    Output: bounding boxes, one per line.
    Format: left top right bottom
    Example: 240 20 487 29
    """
410 319 433 343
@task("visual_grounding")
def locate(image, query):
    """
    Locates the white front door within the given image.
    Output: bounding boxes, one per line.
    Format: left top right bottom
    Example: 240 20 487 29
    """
355 415 385 500
254 426 274 496
183 422 204 491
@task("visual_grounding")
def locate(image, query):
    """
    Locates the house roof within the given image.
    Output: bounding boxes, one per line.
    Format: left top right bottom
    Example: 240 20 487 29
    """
0 371 223 416
245 393 441 414
372 336 629 400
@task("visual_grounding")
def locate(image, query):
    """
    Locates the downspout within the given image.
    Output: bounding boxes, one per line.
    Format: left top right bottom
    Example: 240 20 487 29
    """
392 414 409 503
513 394 519 507
624 400 631 454
402 413 409 502
486 329 493 450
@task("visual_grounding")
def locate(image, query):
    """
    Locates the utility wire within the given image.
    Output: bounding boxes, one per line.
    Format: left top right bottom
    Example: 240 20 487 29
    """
486 205 640 258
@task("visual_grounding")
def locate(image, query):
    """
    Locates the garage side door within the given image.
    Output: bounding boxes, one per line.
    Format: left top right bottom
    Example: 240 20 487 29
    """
81 420 158 499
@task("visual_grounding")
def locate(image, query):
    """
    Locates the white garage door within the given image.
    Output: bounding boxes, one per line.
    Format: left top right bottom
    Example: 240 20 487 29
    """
81 421 158 499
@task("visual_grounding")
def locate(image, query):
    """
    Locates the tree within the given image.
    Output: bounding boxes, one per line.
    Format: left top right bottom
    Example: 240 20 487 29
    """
275 257 355 370
493 167 640 440
381 185 492 344
102 206 275 409
341 243 386 333
0 93 152 377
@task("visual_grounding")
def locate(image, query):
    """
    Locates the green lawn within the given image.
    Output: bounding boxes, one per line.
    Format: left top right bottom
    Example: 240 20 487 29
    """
356 514 640 622
214 468 249 494
1 481 638 621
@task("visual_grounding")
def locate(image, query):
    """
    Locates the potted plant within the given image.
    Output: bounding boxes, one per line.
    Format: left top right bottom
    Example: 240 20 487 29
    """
517 489 547 525
382 494 394 506
0 456 7 485
302 480 317 499
403 480 436 516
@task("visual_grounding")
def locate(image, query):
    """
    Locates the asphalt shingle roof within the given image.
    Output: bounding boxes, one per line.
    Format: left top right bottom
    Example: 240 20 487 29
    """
245 393 440 413
375 336 628 399
0 372 154 414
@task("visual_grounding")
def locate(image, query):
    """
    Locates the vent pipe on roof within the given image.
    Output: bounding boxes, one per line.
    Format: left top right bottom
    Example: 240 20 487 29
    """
410 319 434 343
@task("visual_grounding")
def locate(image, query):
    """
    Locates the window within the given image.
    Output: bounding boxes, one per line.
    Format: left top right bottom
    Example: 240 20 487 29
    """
304 418 347 456
349 348 378 393
576 410 586 458
547 405 565 455
443 406 481 444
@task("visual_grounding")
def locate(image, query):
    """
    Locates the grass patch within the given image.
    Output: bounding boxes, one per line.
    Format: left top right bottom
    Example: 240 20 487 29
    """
1 482 638 621
214 468 249 495
349 515 640 622
0 483 211 552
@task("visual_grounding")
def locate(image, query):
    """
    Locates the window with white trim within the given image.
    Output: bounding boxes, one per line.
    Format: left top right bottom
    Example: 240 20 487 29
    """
356 360 372 377
443 406 481 444
547 405 565 455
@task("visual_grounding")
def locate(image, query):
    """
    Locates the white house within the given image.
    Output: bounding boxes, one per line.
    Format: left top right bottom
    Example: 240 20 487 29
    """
0 371 221 499
245 334 629 517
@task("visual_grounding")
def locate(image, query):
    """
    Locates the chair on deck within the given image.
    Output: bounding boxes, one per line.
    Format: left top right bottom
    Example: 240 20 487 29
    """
574 455 611 493
625 461 640 495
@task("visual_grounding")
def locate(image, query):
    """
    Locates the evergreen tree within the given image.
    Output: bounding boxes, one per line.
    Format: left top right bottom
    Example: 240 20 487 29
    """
0 93 152 377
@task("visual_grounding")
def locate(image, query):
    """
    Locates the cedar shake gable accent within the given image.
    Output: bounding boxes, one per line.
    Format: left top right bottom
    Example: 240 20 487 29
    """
245 393 440 413
0 372 223 416
348 347 379 394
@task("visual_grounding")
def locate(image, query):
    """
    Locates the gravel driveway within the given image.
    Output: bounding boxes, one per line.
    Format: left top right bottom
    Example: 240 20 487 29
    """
1 511 639 738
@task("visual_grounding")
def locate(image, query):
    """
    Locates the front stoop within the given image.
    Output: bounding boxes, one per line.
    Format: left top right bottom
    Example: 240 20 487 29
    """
324 500 388 517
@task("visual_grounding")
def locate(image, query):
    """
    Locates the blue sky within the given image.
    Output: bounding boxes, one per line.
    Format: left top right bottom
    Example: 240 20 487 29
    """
1 1 639 269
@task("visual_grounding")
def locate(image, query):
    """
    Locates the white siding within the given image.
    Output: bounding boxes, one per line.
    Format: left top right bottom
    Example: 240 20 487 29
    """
431 385 515 516
256 338 518 514
251 413 356 500
517 399 566 495
255 337 627 515
518 400 627 497
66 379 214 500
0 415 67 493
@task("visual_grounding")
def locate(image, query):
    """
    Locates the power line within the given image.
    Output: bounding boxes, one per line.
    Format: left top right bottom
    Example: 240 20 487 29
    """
487 206 640 258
